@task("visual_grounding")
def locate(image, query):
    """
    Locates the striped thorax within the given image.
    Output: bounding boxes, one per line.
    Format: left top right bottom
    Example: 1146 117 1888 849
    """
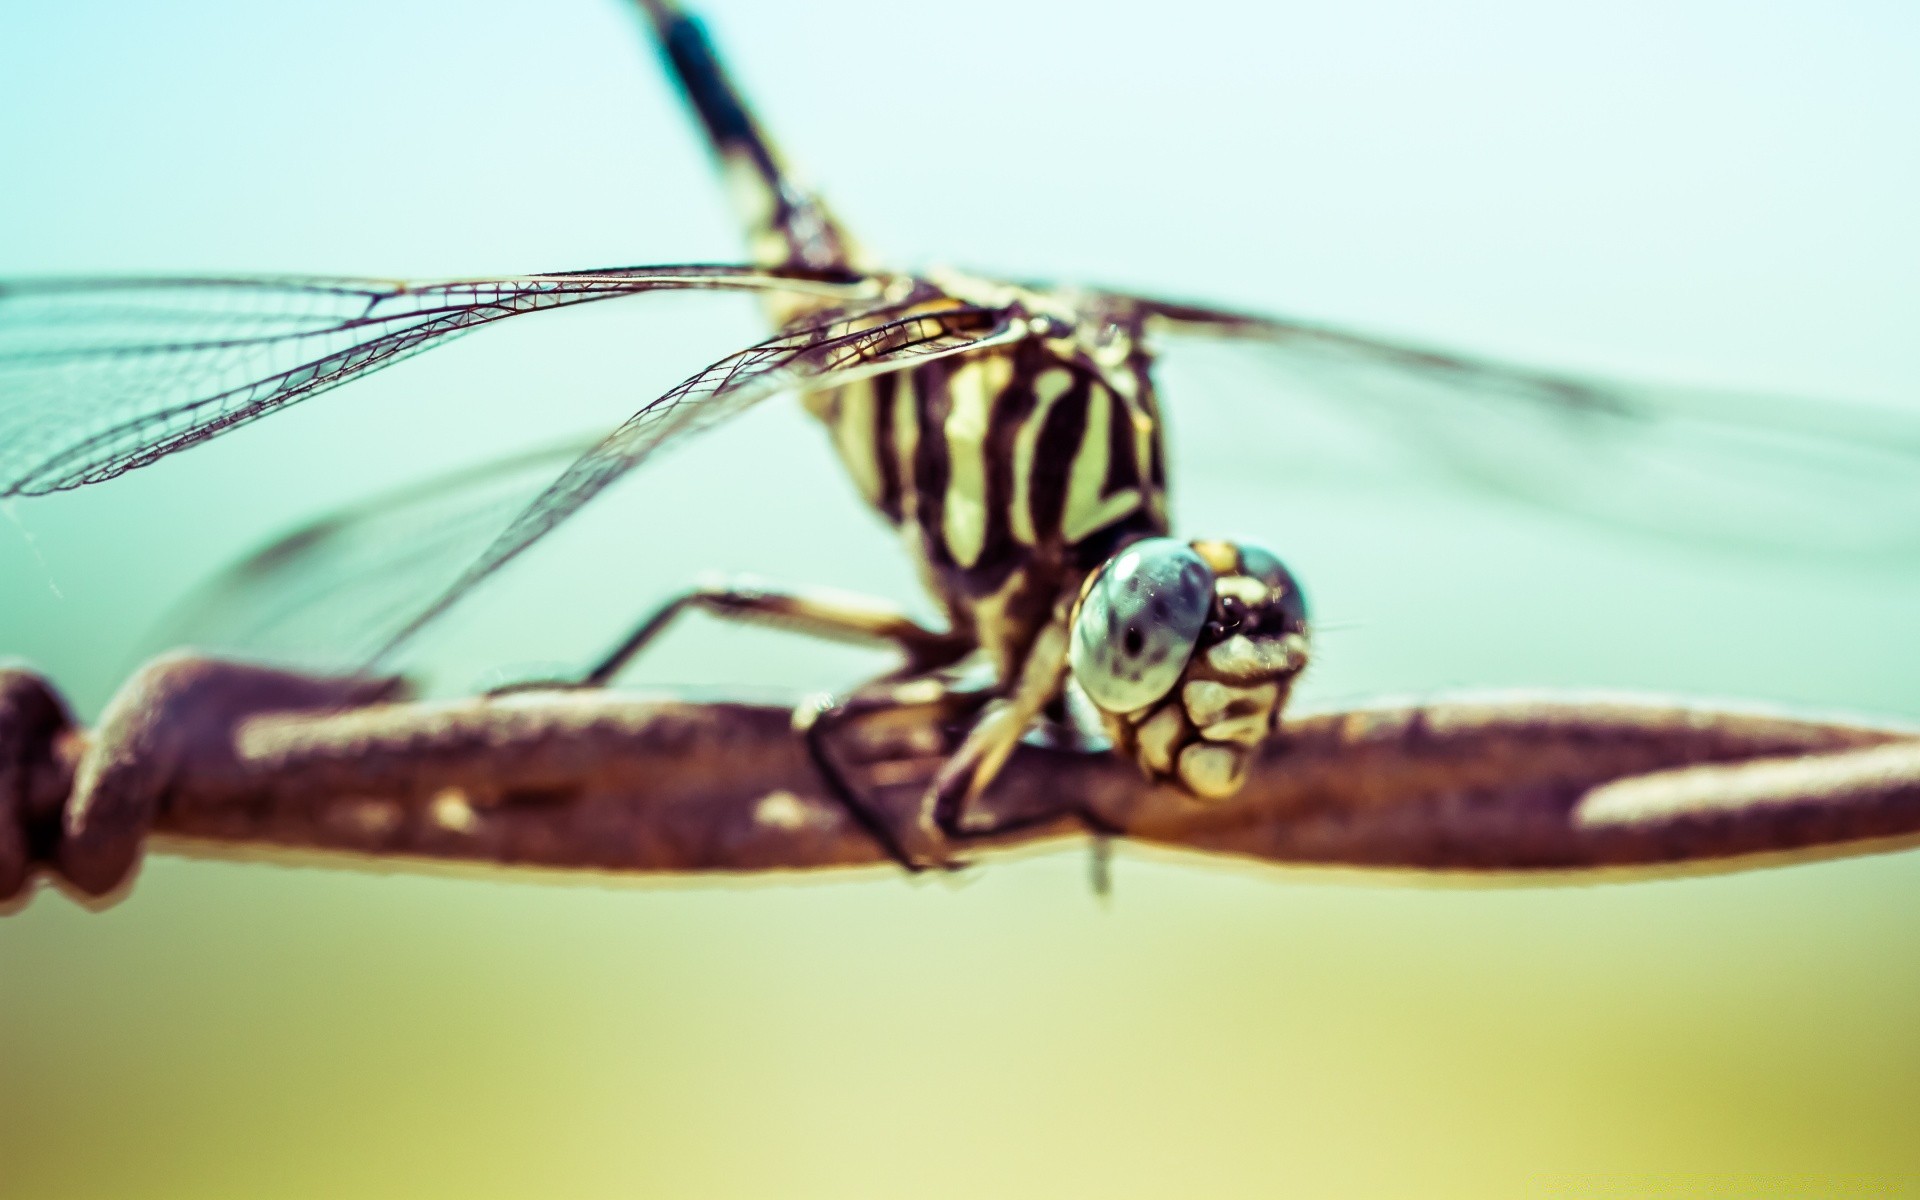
799 274 1168 681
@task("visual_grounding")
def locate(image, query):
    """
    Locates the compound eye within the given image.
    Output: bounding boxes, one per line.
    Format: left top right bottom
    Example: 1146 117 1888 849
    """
1070 537 1214 713
1237 542 1308 632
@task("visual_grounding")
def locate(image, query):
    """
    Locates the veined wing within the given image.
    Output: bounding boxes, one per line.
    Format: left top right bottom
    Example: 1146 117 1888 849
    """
373 300 1032 659
155 299 1031 668
152 437 596 670
1110 293 1920 553
0 264 886 496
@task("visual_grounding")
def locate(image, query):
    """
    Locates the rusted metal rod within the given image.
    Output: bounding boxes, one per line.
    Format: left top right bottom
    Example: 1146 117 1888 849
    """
4 654 1919 910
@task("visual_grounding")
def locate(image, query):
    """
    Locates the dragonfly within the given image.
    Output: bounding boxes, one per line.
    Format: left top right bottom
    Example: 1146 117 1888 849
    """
3 0 1916 868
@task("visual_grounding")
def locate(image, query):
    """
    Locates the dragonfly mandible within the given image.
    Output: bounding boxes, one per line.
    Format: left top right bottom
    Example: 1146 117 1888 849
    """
2 0 1915 868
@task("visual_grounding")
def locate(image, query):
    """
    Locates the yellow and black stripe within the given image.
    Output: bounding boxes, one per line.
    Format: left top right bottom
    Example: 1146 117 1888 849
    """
807 330 1170 675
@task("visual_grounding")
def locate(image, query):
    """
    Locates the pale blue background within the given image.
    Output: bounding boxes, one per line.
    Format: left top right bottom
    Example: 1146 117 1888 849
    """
2 2 1918 1196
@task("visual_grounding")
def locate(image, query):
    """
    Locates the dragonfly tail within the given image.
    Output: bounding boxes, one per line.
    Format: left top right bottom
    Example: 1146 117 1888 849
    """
635 0 864 273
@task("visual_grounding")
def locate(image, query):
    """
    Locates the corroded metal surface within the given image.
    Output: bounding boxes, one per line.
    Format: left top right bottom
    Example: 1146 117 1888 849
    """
4 654 1918 909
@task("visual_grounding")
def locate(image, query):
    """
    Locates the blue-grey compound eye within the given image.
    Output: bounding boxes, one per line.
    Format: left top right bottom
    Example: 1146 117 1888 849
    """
1070 537 1215 713
1237 542 1308 632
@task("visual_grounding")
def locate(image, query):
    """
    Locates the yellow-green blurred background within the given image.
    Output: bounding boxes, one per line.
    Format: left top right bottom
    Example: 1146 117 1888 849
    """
3 1 1918 1196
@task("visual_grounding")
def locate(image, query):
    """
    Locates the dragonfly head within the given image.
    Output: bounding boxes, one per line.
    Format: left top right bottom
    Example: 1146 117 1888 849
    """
1067 536 1310 800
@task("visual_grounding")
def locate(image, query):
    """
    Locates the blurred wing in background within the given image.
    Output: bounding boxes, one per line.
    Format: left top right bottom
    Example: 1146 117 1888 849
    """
0 266 883 496
1122 294 1920 553
152 439 595 670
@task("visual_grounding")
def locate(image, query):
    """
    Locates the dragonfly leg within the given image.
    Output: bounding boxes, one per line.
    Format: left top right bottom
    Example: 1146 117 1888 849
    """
797 625 1113 872
925 615 1083 842
583 579 973 687
796 673 990 872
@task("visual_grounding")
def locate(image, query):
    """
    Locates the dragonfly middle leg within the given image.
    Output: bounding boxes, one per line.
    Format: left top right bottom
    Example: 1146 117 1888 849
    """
799 622 1114 872
926 613 1075 840
796 670 993 871
582 579 973 686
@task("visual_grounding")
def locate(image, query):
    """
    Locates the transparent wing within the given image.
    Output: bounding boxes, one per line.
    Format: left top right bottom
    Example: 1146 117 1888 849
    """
374 301 1031 659
0 264 885 496
1112 293 1920 553
151 437 596 669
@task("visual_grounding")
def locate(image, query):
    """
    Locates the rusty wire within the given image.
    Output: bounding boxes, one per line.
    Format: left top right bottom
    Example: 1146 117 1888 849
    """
4 653 1920 910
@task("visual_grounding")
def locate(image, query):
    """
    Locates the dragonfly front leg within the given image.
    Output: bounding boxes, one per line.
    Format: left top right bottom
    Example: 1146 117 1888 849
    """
800 617 1103 871
797 672 992 871
581 579 973 686
927 615 1073 840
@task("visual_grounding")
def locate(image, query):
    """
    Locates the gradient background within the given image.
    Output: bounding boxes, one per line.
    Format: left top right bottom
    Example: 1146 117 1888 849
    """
3 1 1919 1196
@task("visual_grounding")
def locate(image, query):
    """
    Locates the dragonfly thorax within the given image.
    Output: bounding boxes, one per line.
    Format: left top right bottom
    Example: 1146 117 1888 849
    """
802 293 1170 682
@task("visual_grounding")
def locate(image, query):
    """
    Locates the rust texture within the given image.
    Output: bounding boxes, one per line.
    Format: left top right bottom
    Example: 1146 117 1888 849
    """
3 653 1919 909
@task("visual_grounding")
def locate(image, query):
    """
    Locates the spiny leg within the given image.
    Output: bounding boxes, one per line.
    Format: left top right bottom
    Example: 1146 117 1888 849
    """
799 622 1123 872
927 614 1084 841
582 579 971 687
585 581 974 870
797 673 991 872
